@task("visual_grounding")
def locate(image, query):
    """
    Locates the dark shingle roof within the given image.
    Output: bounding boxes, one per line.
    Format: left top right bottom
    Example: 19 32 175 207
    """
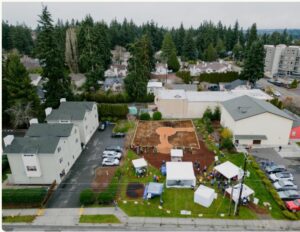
4 137 60 154
46 101 95 121
26 123 73 137
222 95 293 121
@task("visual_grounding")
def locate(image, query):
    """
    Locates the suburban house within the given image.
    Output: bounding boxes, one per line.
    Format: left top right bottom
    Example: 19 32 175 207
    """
20 55 41 70
103 77 124 92
29 73 42 86
221 95 293 146
70 73 87 89
104 64 127 78
46 100 99 145
155 89 272 119
3 123 82 185
147 81 163 95
219 79 250 91
283 109 300 141
188 61 232 76
152 63 168 75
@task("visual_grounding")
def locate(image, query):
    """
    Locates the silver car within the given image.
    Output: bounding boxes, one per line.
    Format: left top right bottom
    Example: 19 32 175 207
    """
102 158 120 166
278 190 300 201
269 172 294 182
273 180 297 191
102 151 122 159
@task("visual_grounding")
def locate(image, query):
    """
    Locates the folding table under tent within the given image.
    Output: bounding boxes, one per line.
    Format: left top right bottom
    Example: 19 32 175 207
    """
143 182 164 199
225 183 254 203
166 162 196 188
214 161 244 180
194 185 215 208
170 149 183 162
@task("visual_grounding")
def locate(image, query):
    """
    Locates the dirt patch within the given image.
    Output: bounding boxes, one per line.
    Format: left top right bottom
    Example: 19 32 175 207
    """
126 183 144 198
248 202 269 214
91 167 117 192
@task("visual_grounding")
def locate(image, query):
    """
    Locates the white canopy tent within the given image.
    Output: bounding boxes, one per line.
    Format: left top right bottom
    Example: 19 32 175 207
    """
166 162 196 188
170 149 183 162
132 158 147 170
225 183 254 203
194 185 215 208
214 161 244 180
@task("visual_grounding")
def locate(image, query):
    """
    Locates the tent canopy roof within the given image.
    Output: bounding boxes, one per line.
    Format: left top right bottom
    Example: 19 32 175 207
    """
171 149 183 157
214 161 243 179
147 182 164 195
132 158 147 169
166 162 195 180
226 183 254 202
195 185 215 197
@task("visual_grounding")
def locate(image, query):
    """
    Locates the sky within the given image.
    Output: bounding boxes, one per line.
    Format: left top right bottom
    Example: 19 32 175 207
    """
2 2 300 29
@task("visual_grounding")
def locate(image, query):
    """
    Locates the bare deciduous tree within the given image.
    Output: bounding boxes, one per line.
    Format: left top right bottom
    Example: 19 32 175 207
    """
65 27 79 73
6 102 33 128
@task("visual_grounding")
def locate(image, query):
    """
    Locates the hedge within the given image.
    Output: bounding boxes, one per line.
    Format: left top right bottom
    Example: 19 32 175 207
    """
198 71 240 84
140 112 151 121
98 104 129 119
282 210 298 220
152 111 162 120
80 188 96 205
2 155 9 171
3 188 47 205
84 92 154 103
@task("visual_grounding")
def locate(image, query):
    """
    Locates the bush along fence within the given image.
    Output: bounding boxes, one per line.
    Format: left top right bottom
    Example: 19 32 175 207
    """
98 104 129 121
198 72 240 84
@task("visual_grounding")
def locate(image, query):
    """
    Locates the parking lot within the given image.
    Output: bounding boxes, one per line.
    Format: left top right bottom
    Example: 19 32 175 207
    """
252 148 300 187
47 124 124 208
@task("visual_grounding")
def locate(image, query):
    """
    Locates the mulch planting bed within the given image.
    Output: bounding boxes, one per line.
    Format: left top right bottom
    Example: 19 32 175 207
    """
91 167 117 192
126 182 145 198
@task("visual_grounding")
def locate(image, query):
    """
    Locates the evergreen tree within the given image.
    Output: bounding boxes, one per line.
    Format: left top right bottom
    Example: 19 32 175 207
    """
174 23 185 56
204 43 218 61
167 51 180 72
215 38 226 57
232 41 243 61
182 31 197 61
241 41 265 85
246 23 258 50
161 33 177 60
35 6 73 108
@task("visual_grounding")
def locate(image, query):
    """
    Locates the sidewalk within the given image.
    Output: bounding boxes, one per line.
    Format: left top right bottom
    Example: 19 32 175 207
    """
3 207 300 231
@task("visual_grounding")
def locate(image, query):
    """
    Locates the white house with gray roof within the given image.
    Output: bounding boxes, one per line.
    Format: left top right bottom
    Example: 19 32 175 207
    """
221 95 293 146
3 123 82 185
46 100 99 145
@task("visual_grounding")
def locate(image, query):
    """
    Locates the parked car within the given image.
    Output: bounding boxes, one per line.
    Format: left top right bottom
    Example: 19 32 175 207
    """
265 165 286 174
273 90 281 97
273 180 298 191
98 122 106 131
269 172 294 182
103 150 122 159
285 199 300 212
105 146 123 153
102 157 120 166
278 190 300 201
259 160 275 170
111 132 126 138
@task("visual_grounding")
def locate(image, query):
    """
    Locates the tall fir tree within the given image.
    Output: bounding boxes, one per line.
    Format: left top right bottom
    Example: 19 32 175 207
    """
182 31 197 61
204 43 218 61
35 7 73 108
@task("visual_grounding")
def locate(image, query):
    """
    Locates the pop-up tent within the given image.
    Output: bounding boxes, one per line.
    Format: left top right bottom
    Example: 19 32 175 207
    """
170 149 183 162
166 162 196 188
225 183 254 203
132 158 148 175
194 185 215 207
214 161 244 180
143 182 164 199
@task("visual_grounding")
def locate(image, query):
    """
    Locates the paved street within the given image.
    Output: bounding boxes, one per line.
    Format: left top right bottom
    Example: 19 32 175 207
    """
252 147 300 188
46 125 124 208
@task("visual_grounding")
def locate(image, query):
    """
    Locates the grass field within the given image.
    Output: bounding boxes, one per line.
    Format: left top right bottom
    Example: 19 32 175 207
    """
2 215 36 223
113 120 135 133
79 214 120 223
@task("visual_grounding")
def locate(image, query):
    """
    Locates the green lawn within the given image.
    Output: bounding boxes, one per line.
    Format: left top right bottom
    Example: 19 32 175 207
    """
79 214 120 223
113 120 135 133
2 215 36 223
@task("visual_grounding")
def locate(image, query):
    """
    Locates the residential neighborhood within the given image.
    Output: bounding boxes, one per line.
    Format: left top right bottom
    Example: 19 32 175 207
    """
2 2 300 231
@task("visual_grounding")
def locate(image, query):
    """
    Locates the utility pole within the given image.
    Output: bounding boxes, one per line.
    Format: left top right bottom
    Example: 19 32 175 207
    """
235 149 249 216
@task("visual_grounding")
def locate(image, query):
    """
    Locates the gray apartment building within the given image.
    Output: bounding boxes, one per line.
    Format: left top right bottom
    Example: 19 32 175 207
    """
264 44 300 78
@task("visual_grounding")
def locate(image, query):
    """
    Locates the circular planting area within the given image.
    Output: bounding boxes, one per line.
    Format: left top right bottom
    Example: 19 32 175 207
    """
126 182 145 198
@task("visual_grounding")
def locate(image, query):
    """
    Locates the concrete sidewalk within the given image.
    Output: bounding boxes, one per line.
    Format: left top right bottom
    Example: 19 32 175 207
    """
3 207 300 231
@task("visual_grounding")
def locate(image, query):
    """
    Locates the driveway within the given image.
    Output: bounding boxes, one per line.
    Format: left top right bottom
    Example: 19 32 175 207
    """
252 148 300 187
47 124 124 208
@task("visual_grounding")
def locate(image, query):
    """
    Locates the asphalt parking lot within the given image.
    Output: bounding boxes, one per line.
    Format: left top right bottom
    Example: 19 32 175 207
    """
252 148 300 188
47 124 124 208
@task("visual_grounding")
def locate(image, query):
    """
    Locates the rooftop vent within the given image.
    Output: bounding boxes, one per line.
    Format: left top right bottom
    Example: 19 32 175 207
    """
238 106 248 114
45 107 52 116
29 118 38 124
4 135 14 147
174 95 182 98
60 98 66 103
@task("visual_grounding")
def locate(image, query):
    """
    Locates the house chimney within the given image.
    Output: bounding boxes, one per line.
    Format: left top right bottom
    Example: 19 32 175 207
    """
4 135 14 147
60 98 66 103
29 118 38 125
45 107 52 116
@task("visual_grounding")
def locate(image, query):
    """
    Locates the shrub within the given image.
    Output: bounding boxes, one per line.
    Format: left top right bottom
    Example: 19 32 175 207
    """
176 71 192 84
152 111 162 120
199 71 239 84
212 106 221 121
2 155 9 171
140 112 151 120
290 79 298 89
220 138 234 150
98 192 114 204
98 104 129 119
268 98 283 109
282 210 298 220
203 107 213 120
98 172 120 205
2 188 47 205
80 189 96 205
220 128 233 140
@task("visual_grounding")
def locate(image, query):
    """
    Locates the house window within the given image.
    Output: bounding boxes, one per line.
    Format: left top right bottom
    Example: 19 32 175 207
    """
59 157 63 163
26 166 37 171
57 147 61 153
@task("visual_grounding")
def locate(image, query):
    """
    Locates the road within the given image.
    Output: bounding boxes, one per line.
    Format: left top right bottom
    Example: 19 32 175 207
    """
46 125 124 208
257 78 300 106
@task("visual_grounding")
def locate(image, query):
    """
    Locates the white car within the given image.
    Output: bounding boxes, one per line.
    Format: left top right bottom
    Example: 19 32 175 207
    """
103 150 122 159
269 172 294 182
102 158 120 166
273 90 281 97
273 180 297 191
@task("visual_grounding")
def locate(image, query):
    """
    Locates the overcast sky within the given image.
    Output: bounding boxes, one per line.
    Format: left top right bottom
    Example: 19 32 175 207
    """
3 2 300 29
